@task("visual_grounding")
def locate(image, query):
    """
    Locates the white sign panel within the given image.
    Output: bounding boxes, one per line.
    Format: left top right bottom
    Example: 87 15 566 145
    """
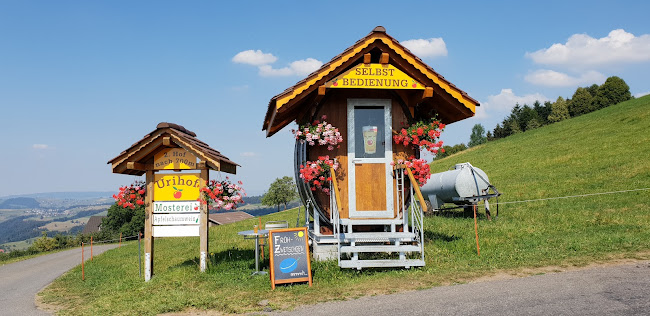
153 201 201 213
153 213 200 226
153 225 200 237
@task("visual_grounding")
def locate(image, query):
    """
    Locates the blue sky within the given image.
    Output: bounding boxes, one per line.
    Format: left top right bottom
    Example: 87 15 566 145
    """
1 1 649 197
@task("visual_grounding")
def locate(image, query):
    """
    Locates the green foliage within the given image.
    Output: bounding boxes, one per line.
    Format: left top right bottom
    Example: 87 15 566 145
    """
568 87 595 117
436 143 468 159
526 118 541 130
593 76 632 109
101 203 145 237
548 96 570 123
30 232 58 252
468 124 487 147
533 100 552 125
261 176 298 211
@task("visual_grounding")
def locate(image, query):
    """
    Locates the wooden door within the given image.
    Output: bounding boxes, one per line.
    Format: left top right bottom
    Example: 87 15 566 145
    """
347 99 394 218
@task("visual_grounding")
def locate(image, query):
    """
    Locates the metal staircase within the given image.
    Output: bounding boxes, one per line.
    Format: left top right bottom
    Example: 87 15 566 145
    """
330 166 426 269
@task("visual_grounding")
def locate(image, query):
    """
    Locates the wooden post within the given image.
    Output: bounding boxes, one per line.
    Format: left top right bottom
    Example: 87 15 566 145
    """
119 232 122 247
199 166 209 272
144 170 154 281
81 242 85 281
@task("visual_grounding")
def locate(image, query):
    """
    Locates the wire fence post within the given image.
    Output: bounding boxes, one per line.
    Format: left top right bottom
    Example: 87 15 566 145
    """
81 242 85 281
138 232 142 279
119 232 122 248
474 204 480 256
90 236 93 261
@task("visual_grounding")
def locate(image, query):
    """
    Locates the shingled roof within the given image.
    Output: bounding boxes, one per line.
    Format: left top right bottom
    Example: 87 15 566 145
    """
263 26 480 137
108 122 238 175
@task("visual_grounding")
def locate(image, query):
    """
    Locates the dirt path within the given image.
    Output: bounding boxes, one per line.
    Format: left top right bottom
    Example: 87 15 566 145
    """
0 244 117 316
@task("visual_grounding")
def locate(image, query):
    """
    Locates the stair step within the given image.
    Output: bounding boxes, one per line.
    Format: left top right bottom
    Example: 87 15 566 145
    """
340 245 422 253
339 259 425 269
341 232 416 242
340 218 405 225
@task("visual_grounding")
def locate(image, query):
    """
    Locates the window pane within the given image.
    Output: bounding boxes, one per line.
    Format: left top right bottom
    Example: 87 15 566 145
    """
354 106 384 158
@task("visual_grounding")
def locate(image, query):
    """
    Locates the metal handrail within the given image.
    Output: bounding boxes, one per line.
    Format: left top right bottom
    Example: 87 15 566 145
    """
330 168 342 265
404 166 425 261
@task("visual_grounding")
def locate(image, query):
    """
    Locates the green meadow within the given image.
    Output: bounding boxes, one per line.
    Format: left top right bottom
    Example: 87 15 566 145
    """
40 96 650 315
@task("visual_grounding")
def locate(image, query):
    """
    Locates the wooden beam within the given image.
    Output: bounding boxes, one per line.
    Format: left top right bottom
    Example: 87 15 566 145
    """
162 137 172 147
318 85 326 96
363 53 371 64
197 161 207 169
126 161 151 171
379 53 389 64
423 87 434 99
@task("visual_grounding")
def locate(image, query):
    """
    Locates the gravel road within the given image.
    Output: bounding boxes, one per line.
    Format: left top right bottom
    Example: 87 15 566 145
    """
0 244 118 316
269 260 650 316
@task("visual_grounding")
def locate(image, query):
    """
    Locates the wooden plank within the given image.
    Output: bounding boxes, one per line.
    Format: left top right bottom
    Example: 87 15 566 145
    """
318 85 326 96
163 136 172 147
354 163 387 211
126 161 150 171
380 52 389 64
423 87 434 99
199 168 209 272
363 53 371 64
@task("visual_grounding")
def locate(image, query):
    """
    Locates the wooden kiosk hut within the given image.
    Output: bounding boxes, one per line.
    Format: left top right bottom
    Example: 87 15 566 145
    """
263 27 479 269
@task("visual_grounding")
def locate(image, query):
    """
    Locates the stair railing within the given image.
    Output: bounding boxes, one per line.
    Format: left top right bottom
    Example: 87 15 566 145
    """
404 167 426 261
329 167 342 265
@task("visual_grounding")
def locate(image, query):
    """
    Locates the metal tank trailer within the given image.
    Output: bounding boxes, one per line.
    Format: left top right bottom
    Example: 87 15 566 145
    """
420 162 501 218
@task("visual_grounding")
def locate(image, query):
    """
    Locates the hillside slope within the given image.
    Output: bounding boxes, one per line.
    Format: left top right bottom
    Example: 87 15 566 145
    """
432 95 650 203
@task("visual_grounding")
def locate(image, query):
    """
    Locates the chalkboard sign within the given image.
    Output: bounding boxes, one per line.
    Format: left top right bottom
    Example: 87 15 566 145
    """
268 227 312 289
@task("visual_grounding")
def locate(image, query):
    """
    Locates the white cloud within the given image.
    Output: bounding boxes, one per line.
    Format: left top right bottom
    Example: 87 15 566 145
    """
232 50 278 66
401 38 448 58
635 91 650 98
484 89 549 112
240 152 257 157
32 144 49 150
258 58 323 77
526 29 650 69
525 69 606 87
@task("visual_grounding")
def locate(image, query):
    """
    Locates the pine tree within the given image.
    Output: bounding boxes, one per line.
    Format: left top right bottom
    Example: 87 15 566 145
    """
548 96 570 123
468 124 487 147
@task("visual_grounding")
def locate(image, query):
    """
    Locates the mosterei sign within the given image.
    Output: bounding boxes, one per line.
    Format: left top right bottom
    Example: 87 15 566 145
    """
153 173 201 201
325 63 424 90
268 227 312 289
153 201 201 213
154 148 198 170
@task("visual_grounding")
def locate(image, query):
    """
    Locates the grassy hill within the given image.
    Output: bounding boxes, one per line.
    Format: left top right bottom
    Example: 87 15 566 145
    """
40 96 650 315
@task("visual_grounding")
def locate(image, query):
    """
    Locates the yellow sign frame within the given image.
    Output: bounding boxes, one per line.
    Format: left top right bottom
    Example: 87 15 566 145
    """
325 63 424 90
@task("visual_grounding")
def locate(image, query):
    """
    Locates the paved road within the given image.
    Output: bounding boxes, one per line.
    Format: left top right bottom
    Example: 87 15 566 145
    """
0 244 118 316
270 260 650 316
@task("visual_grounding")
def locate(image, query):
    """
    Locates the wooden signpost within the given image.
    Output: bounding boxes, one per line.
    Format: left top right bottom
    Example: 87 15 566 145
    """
109 122 238 281
268 227 312 289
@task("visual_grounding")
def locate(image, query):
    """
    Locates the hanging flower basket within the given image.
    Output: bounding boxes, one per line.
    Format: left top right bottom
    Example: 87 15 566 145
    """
393 118 446 155
392 156 431 186
298 155 339 195
113 181 146 209
198 177 246 211
292 115 343 151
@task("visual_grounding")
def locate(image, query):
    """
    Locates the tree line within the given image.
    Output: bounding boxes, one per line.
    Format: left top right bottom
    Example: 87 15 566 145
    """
436 76 633 158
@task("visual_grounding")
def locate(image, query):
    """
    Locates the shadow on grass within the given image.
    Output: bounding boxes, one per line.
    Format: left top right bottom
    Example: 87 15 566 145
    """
429 207 489 219
424 230 460 242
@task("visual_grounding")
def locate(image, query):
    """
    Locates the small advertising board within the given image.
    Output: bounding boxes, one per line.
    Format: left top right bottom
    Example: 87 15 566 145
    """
152 201 201 237
268 227 312 289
